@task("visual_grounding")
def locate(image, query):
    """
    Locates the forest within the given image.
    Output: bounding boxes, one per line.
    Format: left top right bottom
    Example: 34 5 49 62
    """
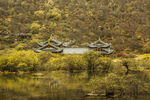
0 0 150 53
0 0 150 99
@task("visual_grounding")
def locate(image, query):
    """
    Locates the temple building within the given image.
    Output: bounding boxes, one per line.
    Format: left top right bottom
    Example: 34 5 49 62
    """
87 39 113 54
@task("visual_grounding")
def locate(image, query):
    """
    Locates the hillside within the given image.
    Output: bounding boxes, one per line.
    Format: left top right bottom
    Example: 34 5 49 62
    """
0 0 150 53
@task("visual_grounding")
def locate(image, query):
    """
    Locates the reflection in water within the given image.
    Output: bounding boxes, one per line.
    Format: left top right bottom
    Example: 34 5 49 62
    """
0 71 149 100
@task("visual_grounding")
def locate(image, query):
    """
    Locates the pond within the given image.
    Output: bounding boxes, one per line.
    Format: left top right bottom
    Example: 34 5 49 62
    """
0 71 149 100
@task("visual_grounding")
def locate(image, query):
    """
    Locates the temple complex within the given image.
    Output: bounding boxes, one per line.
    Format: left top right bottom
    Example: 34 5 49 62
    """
34 38 113 54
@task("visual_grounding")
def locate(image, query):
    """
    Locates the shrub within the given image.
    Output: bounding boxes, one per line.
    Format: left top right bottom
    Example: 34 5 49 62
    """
44 55 87 71
15 43 28 50
83 51 112 71
83 51 101 70
30 23 41 34
44 56 67 70
0 50 39 72
34 10 45 19
139 54 150 69
121 58 135 71
142 54 150 60
38 52 55 65
64 55 87 70
46 8 61 20
27 39 39 48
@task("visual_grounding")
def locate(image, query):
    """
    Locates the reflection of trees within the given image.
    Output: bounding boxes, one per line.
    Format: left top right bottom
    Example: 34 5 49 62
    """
87 70 94 80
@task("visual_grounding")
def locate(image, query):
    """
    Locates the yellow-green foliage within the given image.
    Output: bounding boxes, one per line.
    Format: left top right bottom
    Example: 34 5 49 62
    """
34 10 45 19
15 43 28 50
44 51 112 71
0 50 39 72
139 54 150 68
38 52 55 64
121 58 139 70
1 50 149 73
30 22 41 34
0 50 113 72
142 54 150 60
83 51 101 70
45 56 67 70
121 58 132 67
1 0 150 53
122 54 150 70
47 8 61 20
83 51 112 71
44 55 87 70
42 52 112 71
28 39 40 48
88 72 150 96
64 55 87 70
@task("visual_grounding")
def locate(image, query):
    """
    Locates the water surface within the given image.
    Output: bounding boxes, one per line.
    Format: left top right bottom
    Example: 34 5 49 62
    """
0 71 149 100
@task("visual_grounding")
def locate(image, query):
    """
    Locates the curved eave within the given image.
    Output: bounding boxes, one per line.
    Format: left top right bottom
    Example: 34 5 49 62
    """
87 44 111 48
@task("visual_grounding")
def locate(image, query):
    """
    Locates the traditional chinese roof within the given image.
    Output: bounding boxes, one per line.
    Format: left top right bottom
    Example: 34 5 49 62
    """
88 39 111 48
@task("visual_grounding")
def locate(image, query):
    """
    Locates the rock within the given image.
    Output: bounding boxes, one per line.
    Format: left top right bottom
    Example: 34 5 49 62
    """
32 73 44 76
85 92 99 96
